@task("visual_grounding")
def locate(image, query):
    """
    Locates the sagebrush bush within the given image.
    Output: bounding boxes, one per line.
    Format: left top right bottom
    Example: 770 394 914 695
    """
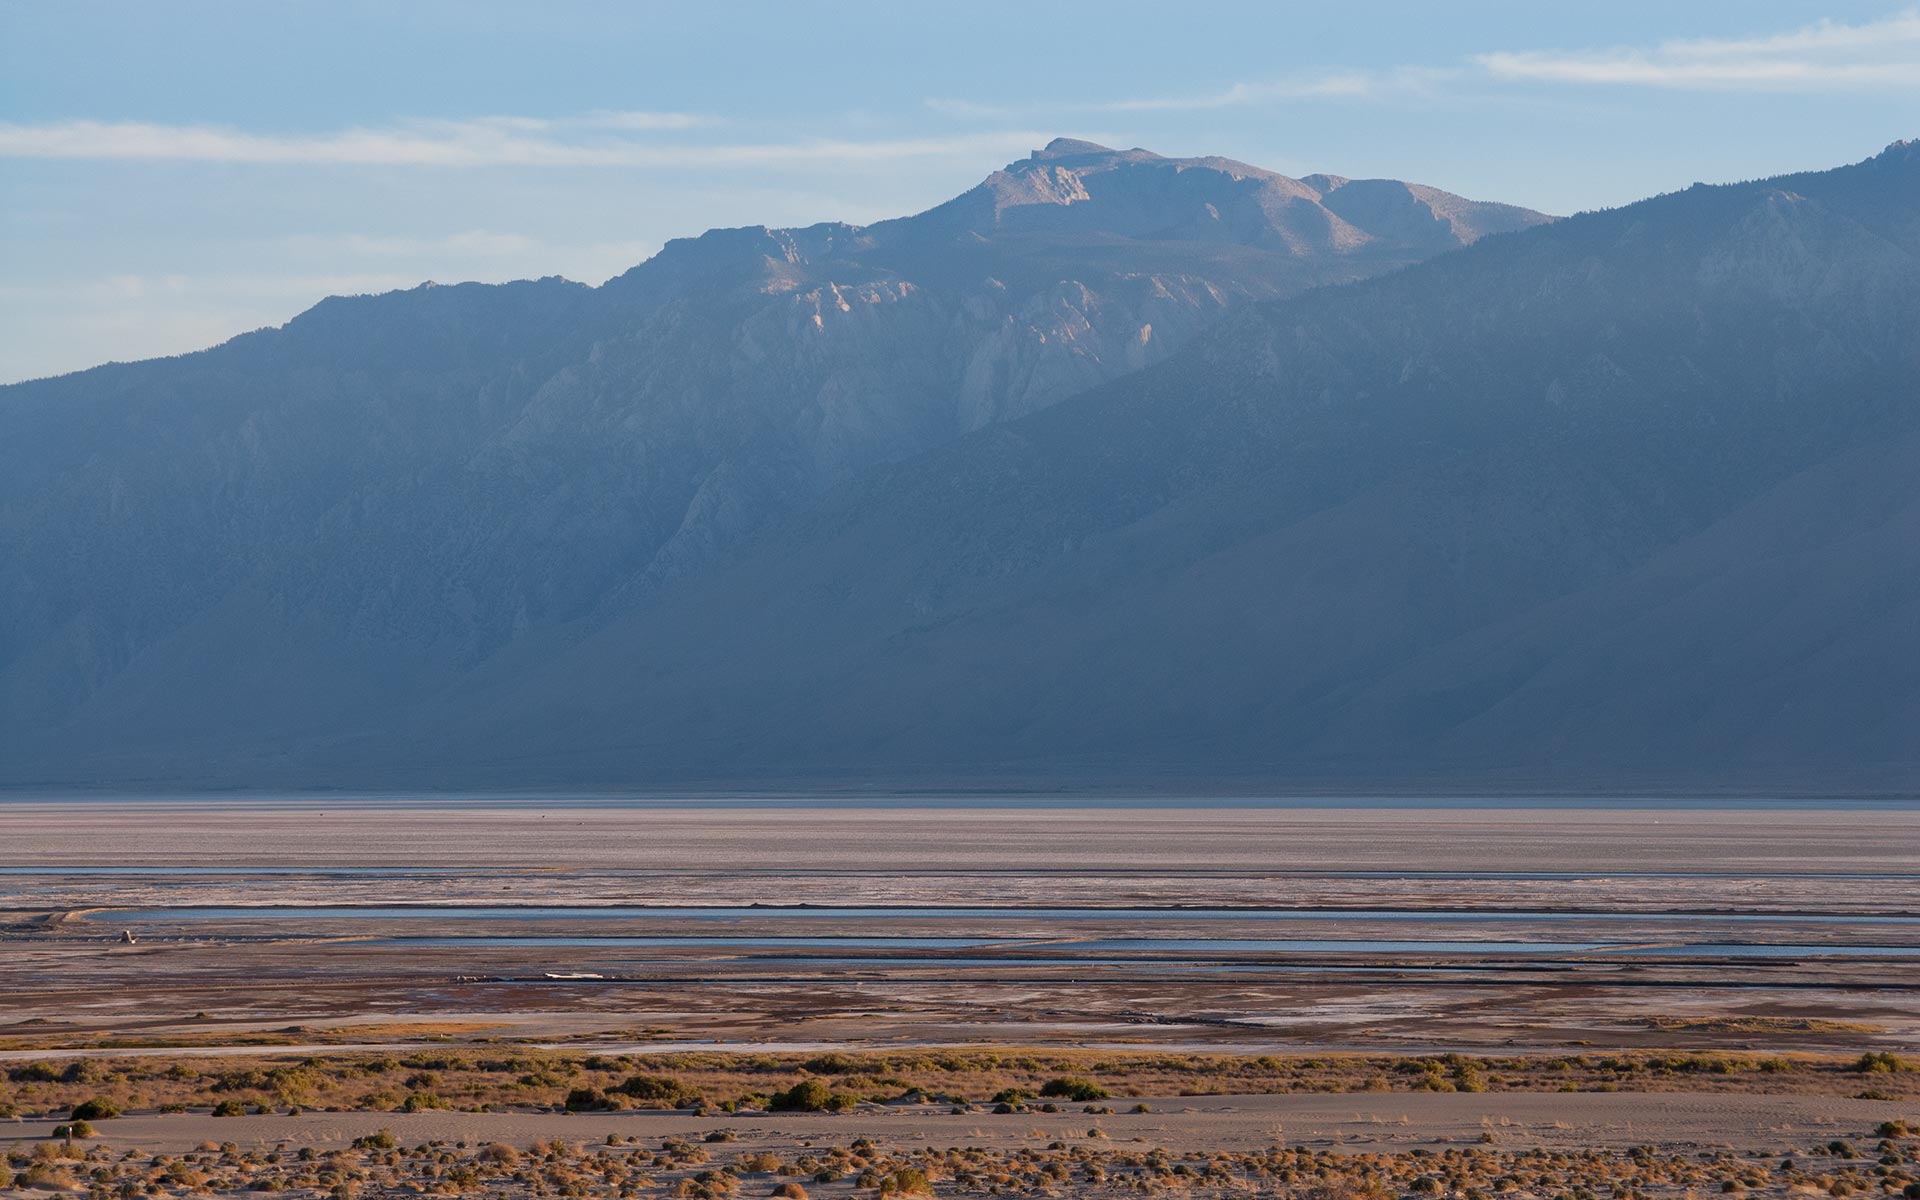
879 1167 932 1196
1039 1076 1109 1102
768 1080 855 1113
612 1072 703 1109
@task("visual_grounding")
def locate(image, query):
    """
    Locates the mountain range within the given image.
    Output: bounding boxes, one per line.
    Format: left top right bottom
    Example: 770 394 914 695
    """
4 138 1916 792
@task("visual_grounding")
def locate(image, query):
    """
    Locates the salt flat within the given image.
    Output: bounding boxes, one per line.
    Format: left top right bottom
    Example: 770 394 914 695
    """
4 799 1919 1058
8 797 1919 872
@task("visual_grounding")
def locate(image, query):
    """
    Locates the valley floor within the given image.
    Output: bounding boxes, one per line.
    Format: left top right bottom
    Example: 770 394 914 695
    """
3 798 1918 1195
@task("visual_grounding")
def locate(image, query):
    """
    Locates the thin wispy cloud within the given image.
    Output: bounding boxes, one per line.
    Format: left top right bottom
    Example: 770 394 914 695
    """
1090 69 1453 112
922 97 1020 120
276 231 668 284
927 69 1447 119
577 110 714 131
0 116 1061 169
0 271 429 303
283 230 540 257
1477 9 1920 90
928 10 1920 119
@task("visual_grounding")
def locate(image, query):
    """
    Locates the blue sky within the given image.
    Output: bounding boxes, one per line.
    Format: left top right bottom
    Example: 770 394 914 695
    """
3 1 1918 384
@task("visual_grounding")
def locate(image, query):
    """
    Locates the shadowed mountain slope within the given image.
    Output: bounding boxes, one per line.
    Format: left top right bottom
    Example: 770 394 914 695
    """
0 141 1550 785
412 141 1920 790
26 143 1920 790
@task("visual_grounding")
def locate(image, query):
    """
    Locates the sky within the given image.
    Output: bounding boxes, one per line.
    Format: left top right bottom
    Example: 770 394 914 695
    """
3 1 1919 384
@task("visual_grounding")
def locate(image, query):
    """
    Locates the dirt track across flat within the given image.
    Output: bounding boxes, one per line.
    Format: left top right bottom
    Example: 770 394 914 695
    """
7 1091 1906 1156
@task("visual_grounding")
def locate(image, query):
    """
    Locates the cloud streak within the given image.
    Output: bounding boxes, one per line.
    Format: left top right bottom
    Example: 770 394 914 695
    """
1089 69 1454 112
282 230 540 257
0 272 434 303
1477 9 1920 90
274 231 669 284
927 69 1448 118
929 10 1920 119
0 116 1063 169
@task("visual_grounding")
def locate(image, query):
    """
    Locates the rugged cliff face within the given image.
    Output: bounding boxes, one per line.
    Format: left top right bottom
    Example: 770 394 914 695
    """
0 139 1547 783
